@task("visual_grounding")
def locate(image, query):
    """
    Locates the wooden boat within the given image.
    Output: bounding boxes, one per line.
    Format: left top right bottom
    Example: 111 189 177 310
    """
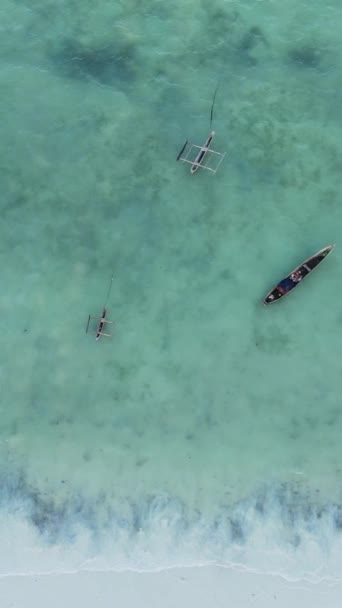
176 131 225 174
86 307 113 340
263 244 335 305
190 131 215 174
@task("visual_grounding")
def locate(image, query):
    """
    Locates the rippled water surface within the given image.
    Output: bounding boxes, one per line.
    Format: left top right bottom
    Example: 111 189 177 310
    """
1 0 342 579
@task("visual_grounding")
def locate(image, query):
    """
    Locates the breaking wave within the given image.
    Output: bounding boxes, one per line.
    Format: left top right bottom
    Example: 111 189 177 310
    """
1 468 342 582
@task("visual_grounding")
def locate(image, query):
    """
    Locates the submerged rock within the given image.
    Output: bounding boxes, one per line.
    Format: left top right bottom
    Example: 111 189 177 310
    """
288 44 321 68
50 37 137 85
236 26 269 66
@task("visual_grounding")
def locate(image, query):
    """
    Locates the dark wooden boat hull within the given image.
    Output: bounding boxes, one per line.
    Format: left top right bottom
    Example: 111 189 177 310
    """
264 244 335 305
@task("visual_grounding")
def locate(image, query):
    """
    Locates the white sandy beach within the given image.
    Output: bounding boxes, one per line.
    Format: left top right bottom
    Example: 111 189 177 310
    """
0 567 341 608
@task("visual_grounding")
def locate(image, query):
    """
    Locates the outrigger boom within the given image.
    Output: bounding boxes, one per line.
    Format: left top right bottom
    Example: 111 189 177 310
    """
177 131 225 175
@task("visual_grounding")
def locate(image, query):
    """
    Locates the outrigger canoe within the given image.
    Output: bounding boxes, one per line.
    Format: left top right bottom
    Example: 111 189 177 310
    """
264 244 335 305
190 131 215 174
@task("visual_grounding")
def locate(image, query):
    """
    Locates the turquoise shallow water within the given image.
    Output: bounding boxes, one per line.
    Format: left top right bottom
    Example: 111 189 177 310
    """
1 0 342 580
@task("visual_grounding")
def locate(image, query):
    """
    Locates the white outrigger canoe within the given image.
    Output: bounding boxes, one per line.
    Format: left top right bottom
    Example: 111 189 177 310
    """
177 131 225 175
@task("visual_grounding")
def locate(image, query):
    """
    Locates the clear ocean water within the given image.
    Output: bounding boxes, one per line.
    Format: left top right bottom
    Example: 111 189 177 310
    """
1 0 342 581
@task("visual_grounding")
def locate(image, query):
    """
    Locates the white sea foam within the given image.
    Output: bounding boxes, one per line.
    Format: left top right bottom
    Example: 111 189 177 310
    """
0 477 342 583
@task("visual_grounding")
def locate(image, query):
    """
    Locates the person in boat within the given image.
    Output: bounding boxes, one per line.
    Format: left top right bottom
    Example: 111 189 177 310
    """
290 270 302 283
277 269 302 293
278 277 294 292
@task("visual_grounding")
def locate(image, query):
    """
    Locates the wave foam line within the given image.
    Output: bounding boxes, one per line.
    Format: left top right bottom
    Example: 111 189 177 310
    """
0 471 342 582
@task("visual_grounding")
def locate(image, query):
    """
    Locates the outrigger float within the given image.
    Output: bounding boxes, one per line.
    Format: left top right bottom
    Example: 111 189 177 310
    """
264 244 335 305
177 131 225 175
86 275 114 340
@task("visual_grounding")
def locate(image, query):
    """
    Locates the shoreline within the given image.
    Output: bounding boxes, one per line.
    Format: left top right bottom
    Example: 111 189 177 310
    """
1 566 341 608
1 470 342 582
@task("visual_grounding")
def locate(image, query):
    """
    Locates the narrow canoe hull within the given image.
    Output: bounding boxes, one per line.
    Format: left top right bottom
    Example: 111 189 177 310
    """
264 244 335 305
96 307 107 340
190 131 215 174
